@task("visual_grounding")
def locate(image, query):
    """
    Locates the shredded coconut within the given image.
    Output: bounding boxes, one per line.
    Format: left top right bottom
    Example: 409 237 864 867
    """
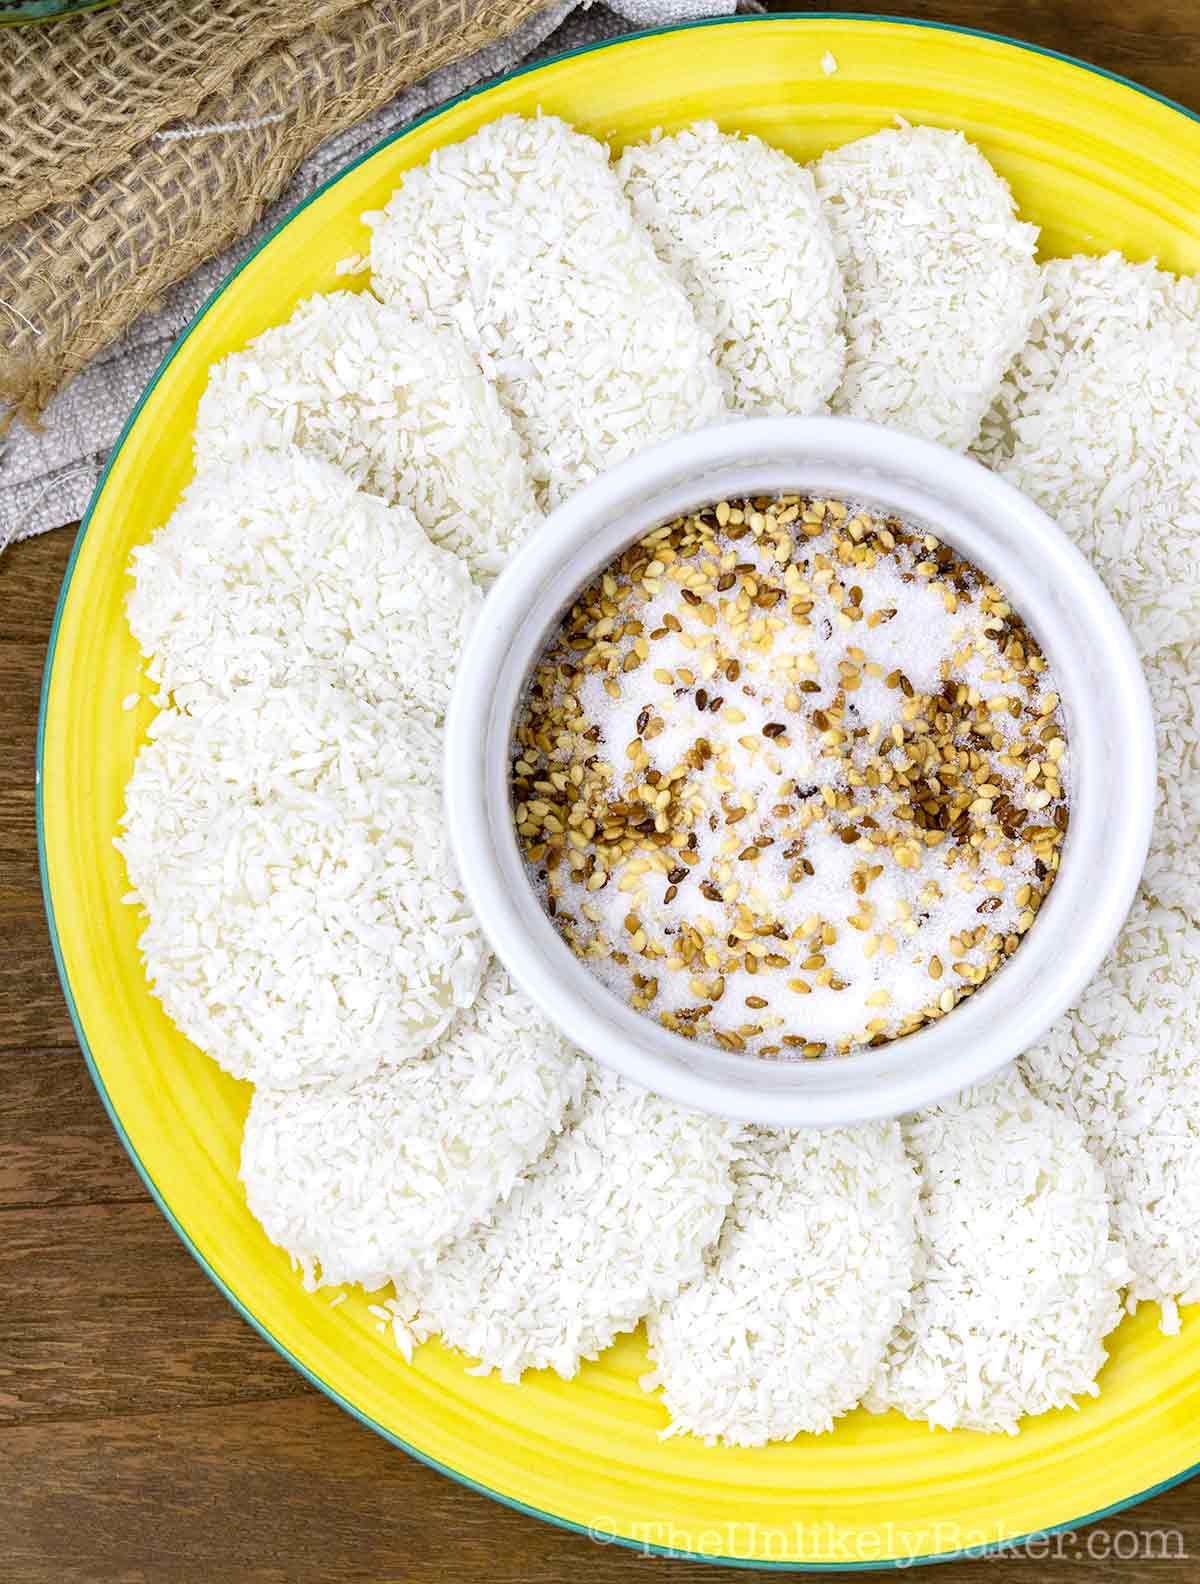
240 961 587 1289
974 255 1200 916
814 125 1040 450
976 252 1200 655
1022 897 1200 1331
368 114 727 510
406 1063 741 1381
194 292 542 584
868 1069 1129 1433
1141 642 1200 922
644 1122 916 1444
616 121 845 417
334 253 370 276
118 683 485 1088
128 448 480 720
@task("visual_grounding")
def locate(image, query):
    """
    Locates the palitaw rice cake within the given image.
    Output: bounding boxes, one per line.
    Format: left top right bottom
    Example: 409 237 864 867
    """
368 113 728 510
814 125 1040 451
867 1070 1129 1434
402 1064 741 1382
127 446 480 720
644 1122 916 1445
617 120 845 417
118 684 486 1089
978 252 1200 651
1023 899 1200 1332
241 961 586 1289
194 290 542 585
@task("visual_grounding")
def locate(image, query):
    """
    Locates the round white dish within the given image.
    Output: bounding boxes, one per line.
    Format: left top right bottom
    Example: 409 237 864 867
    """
444 416 1155 1124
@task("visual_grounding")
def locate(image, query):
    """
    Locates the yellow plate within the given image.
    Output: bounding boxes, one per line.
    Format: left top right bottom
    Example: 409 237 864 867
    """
39 15 1200 1568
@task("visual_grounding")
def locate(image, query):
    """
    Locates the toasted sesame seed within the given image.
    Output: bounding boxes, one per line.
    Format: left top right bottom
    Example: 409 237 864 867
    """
513 491 1068 1062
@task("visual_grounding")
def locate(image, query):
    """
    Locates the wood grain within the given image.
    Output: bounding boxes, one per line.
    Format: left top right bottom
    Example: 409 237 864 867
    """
823 0 1200 111
0 535 80 1054
2 6 1198 1578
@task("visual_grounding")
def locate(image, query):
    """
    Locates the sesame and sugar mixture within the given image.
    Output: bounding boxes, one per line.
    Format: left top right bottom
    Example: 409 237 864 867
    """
511 495 1070 1058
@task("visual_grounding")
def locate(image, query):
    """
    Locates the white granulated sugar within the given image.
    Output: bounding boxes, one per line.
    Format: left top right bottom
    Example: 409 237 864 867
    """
127 447 480 718
814 125 1040 450
407 1063 741 1382
368 114 727 510
117 682 485 1089
643 1122 916 1445
1021 898 1200 1331
1142 642 1200 923
616 122 845 417
867 1069 1129 1434
976 253 1200 653
194 291 541 584
240 961 587 1290
525 501 1067 1055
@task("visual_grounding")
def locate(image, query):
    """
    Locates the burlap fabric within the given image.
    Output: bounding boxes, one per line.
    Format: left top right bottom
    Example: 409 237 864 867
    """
0 0 553 427
0 0 737 546
0 0 368 229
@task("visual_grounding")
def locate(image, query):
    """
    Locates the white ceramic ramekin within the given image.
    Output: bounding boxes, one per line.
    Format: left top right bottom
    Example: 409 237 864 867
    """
443 418 1155 1125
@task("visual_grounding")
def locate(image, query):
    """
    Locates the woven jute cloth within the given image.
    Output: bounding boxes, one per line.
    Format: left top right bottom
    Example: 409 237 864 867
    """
0 0 735 546
1 0 368 229
1 0 556 427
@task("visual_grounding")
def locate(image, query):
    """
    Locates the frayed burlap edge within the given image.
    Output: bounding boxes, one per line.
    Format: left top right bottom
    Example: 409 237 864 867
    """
0 0 372 230
0 0 551 428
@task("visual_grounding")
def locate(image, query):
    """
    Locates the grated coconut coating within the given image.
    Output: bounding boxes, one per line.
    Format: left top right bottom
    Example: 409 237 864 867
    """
241 961 587 1289
368 113 728 511
118 683 485 1089
814 124 1040 451
405 1062 742 1382
194 290 542 585
1022 897 1200 1332
977 252 1200 655
127 446 480 720
617 121 845 417
867 1070 1129 1434
644 1121 917 1444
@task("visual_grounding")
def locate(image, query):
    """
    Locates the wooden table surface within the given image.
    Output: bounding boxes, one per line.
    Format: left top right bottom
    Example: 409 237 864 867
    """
3 4 1199 1578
